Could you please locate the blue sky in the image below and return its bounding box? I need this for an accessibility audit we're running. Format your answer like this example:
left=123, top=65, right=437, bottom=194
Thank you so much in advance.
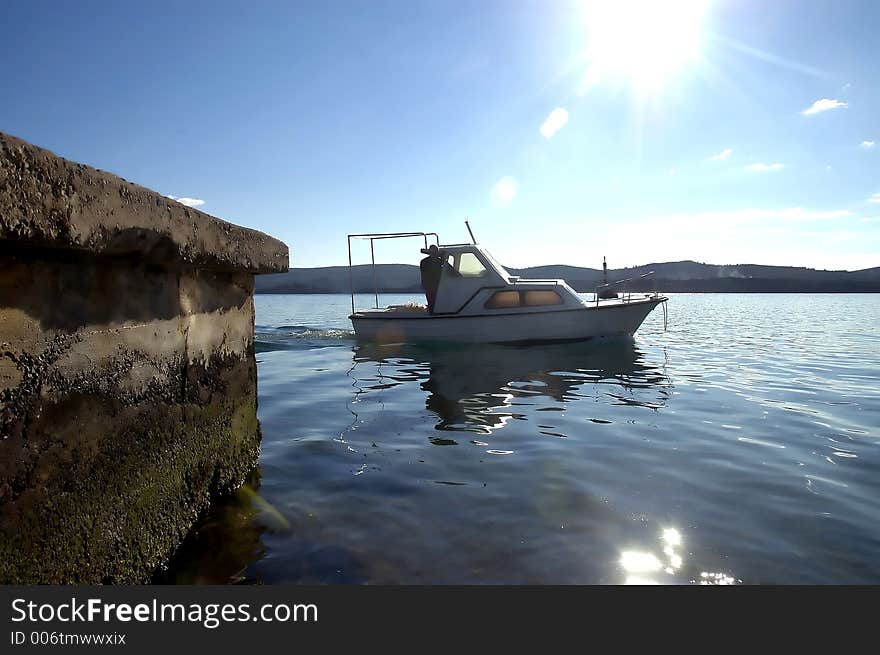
left=2, top=0, right=878, bottom=270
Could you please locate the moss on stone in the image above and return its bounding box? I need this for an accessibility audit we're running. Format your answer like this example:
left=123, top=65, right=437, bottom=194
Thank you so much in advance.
left=1, top=379, right=259, bottom=582
left=1, top=348, right=261, bottom=583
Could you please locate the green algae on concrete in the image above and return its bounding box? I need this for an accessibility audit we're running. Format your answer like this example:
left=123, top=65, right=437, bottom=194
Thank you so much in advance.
left=0, top=132, right=288, bottom=583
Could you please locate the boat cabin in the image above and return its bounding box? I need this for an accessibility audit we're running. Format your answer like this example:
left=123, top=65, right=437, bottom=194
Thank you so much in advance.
left=429, top=244, right=583, bottom=315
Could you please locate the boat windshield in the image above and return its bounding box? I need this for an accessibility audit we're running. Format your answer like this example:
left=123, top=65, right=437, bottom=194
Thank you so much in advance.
left=445, top=251, right=488, bottom=277
left=478, top=248, right=511, bottom=278
left=455, top=252, right=487, bottom=277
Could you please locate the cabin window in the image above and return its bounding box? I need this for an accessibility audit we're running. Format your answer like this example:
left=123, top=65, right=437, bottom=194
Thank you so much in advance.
left=455, top=252, right=488, bottom=277
left=522, top=290, right=563, bottom=306
left=485, top=291, right=521, bottom=309
left=485, top=289, right=564, bottom=309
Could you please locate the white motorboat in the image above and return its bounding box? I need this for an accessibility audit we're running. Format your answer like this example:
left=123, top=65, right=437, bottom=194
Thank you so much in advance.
left=347, top=228, right=667, bottom=344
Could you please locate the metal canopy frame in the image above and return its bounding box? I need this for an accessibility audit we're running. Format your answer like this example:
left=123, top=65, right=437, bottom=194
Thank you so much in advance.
left=346, top=231, right=441, bottom=314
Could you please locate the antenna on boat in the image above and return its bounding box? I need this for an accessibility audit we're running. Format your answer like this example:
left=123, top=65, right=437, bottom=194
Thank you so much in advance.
left=464, top=219, right=477, bottom=244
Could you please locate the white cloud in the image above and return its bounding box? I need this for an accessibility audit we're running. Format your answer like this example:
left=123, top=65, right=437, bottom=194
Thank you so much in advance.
left=746, top=162, right=785, bottom=172
left=169, top=196, right=206, bottom=207
left=801, top=98, right=848, bottom=115
left=868, top=193, right=880, bottom=204
left=708, top=148, right=732, bottom=162
left=703, top=207, right=849, bottom=224
left=539, top=108, right=569, bottom=139
left=667, top=168, right=677, bottom=176
left=860, top=140, right=875, bottom=149
left=509, top=206, right=877, bottom=271
left=797, top=230, right=858, bottom=243
left=489, top=176, right=518, bottom=208
left=771, top=207, right=851, bottom=222
left=591, top=206, right=874, bottom=271
left=576, top=205, right=880, bottom=270
left=618, top=207, right=850, bottom=233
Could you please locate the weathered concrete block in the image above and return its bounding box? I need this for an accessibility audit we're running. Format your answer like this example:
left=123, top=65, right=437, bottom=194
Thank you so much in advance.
left=0, top=132, right=289, bottom=583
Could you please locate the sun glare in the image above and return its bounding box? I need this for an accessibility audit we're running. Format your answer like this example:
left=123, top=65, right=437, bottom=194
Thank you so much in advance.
left=582, top=0, right=709, bottom=91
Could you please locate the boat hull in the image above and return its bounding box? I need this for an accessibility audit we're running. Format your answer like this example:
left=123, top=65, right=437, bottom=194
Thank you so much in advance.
left=350, top=297, right=666, bottom=344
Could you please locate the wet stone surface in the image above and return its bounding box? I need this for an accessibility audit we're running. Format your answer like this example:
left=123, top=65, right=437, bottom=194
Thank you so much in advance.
left=0, top=132, right=288, bottom=583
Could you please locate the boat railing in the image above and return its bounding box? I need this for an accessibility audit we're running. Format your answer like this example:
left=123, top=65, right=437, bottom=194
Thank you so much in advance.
left=347, top=231, right=441, bottom=314
left=593, top=270, right=658, bottom=306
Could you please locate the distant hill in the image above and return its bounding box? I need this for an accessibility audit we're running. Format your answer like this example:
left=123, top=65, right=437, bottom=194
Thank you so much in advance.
left=255, top=260, right=880, bottom=294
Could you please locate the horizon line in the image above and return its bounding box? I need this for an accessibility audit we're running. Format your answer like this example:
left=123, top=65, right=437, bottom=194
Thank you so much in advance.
left=280, top=259, right=878, bottom=274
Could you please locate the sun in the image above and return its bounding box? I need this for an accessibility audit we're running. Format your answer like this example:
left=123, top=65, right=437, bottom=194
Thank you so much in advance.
left=581, top=0, right=709, bottom=92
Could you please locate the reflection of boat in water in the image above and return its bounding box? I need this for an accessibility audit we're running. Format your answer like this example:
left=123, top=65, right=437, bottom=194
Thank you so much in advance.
left=347, top=229, right=667, bottom=344
left=352, top=339, right=671, bottom=434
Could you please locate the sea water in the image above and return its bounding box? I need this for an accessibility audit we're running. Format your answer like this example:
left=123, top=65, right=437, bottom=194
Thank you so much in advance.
left=160, top=293, right=880, bottom=584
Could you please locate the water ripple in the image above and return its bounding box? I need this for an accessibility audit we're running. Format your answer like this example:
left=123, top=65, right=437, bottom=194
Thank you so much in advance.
left=164, top=293, right=880, bottom=584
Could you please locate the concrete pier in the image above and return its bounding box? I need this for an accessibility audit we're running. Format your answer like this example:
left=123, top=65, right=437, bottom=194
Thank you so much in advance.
left=0, top=132, right=288, bottom=583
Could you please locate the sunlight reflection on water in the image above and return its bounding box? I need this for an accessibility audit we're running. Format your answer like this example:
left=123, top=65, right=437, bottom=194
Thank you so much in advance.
left=160, top=293, right=880, bottom=584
